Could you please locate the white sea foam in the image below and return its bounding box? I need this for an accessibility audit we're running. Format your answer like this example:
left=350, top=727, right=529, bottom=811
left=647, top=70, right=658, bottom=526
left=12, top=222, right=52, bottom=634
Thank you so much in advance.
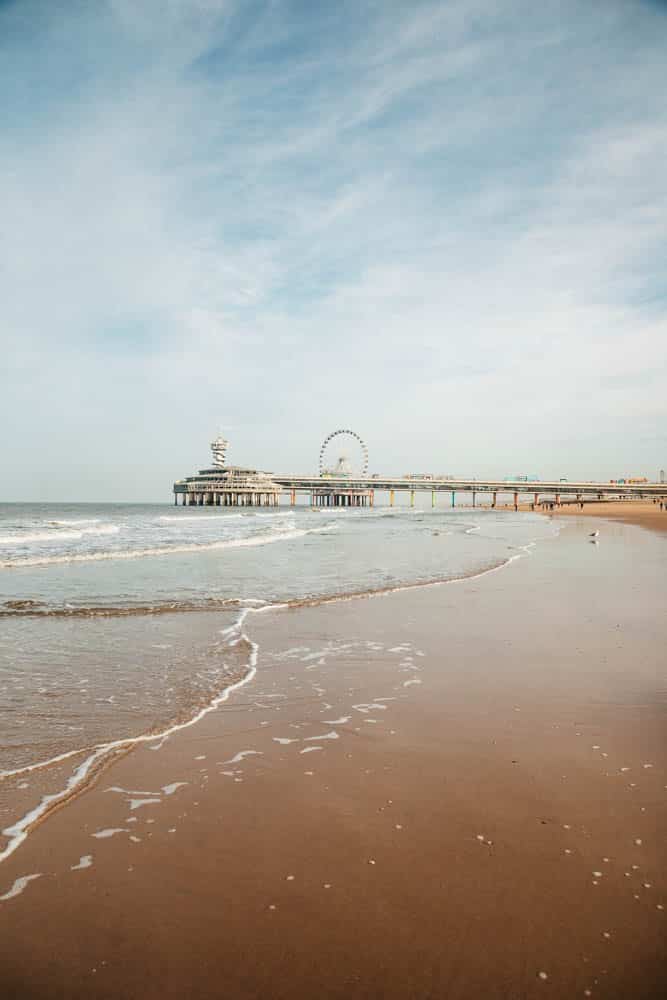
left=223, top=750, right=263, bottom=764
left=1, top=524, right=331, bottom=568
left=157, top=514, right=245, bottom=522
left=91, top=828, right=129, bottom=839
left=251, top=511, right=296, bottom=519
left=0, top=873, right=42, bottom=901
left=50, top=518, right=101, bottom=526
left=0, top=525, right=119, bottom=545
left=162, top=782, right=187, bottom=796
left=107, top=786, right=161, bottom=796
left=71, top=855, right=93, bottom=871
left=128, top=798, right=162, bottom=811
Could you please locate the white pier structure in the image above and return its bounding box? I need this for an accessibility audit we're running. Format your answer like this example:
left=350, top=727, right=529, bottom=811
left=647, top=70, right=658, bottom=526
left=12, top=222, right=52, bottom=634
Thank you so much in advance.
left=174, top=434, right=667, bottom=510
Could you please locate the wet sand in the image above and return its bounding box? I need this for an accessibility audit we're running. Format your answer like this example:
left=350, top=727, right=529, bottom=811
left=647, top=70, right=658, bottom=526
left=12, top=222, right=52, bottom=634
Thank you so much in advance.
left=0, top=518, right=665, bottom=999
left=549, top=501, right=667, bottom=535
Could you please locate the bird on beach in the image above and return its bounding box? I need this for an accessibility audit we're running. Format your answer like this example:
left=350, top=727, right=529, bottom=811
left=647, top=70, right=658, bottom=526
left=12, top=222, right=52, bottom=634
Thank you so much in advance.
left=589, top=530, right=600, bottom=538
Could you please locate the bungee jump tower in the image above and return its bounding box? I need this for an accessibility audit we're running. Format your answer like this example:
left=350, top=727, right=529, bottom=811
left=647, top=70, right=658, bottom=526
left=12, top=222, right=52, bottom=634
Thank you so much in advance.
left=173, top=436, right=282, bottom=507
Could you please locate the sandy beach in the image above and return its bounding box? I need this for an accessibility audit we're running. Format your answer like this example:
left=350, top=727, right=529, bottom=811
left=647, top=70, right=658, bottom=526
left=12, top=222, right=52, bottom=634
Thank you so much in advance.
left=544, top=501, right=667, bottom=536
left=1, top=516, right=665, bottom=999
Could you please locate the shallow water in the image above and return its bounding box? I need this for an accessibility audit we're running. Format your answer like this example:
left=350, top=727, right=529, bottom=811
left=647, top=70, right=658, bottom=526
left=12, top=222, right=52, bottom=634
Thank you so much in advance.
left=0, top=500, right=556, bottom=859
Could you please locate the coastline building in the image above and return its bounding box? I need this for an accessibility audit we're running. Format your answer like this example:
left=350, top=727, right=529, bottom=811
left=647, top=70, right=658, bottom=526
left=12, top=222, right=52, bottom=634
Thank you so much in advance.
left=173, top=436, right=282, bottom=507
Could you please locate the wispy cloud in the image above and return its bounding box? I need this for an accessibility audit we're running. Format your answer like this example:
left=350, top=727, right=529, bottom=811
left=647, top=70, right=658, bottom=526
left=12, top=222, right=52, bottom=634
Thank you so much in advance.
left=1, top=0, right=666, bottom=498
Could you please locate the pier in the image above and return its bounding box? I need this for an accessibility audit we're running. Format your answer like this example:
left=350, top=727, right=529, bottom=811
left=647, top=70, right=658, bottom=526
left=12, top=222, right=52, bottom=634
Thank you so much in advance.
left=173, top=434, right=667, bottom=509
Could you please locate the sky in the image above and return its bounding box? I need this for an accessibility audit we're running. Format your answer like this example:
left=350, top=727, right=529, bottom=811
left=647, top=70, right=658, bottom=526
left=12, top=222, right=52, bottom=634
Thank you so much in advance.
left=2, top=0, right=666, bottom=501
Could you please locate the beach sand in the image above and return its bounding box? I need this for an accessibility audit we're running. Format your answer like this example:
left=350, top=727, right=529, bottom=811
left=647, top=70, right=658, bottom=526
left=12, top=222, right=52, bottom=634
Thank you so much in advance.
left=0, top=518, right=665, bottom=999
left=542, top=500, right=667, bottom=535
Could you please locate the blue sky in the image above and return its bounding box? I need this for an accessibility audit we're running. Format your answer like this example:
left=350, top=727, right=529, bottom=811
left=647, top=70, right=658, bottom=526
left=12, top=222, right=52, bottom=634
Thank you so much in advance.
left=2, top=0, right=666, bottom=500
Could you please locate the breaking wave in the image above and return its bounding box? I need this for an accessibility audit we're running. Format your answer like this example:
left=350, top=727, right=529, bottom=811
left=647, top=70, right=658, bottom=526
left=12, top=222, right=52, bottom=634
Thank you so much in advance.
left=0, top=523, right=336, bottom=569
left=0, top=525, right=119, bottom=546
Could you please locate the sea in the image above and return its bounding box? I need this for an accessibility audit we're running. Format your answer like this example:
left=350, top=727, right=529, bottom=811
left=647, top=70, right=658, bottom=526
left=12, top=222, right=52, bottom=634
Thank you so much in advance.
left=0, top=499, right=557, bottom=861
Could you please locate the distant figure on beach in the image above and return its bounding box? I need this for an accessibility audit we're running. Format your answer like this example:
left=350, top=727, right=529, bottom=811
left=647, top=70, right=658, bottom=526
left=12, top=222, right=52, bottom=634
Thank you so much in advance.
left=589, top=530, right=600, bottom=540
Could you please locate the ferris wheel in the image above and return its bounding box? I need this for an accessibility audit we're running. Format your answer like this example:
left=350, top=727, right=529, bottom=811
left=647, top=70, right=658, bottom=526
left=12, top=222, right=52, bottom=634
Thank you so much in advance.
left=319, top=429, right=369, bottom=477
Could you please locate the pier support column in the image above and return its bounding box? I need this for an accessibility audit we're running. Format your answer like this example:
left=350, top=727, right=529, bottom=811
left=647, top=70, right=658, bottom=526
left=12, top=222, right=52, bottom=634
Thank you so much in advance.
left=534, top=493, right=538, bottom=509
left=174, top=493, right=178, bottom=505
left=514, top=491, right=519, bottom=511
left=472, top=491, right=476, bottom=508
left=389, top=490, right=395, bottom=507
left=370, top=490, right=374, bottom=508
left=410, top=490, right=415, bottom=508
left=290, top=489, right=296, bottom=506
left=451, top=491, right=455, bottom=508
left=556, top=494, right=561, bottom=507
left=492, top=492, right=497, bottom=509
left=432, top=490, right=436, bottom=508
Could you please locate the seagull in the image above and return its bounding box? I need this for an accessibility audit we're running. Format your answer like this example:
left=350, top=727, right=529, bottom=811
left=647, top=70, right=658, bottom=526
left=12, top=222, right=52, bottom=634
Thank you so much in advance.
left=589, top=530, right=599, bottom=538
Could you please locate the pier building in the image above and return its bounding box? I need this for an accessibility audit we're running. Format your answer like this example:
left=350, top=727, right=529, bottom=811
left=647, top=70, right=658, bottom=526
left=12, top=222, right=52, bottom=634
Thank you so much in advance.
left=173, top=436, right=282, bottom=507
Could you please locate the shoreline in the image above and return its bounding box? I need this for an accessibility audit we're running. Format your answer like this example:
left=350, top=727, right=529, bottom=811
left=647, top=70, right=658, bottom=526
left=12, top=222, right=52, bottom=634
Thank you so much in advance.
left=0, top=516, right=665, bottom=998
left=0, top=541, right=543, bottom=865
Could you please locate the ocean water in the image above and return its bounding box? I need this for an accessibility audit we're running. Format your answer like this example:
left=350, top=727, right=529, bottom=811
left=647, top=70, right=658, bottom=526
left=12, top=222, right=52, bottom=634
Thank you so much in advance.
left=0, top=500, right=556, bottom=860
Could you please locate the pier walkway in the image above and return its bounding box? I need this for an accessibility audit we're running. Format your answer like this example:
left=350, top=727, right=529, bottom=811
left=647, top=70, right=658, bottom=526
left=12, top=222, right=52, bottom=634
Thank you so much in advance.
left=175, top=473, right=665, bottom=510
